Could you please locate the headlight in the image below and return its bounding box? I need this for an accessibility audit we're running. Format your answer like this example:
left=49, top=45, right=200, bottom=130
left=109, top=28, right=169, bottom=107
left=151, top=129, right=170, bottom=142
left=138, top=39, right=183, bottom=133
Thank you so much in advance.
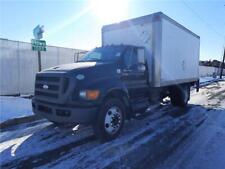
left=79, top=90, right=100, bottom=100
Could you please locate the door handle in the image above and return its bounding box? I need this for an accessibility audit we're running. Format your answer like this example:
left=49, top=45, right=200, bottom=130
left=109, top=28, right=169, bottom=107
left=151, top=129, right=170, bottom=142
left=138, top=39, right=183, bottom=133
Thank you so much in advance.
left=123, top=69, right=132, bottom=73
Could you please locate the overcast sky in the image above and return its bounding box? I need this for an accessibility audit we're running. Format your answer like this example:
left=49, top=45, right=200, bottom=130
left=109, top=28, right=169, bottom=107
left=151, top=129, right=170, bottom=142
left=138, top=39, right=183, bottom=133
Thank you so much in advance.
left=0, top=0, right=225, bottom=61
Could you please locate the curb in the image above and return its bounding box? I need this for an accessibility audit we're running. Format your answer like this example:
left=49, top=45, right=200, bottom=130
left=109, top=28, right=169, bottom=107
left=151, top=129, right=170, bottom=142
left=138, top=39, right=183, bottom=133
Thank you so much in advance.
left=0, top=115, right=43, bottom=130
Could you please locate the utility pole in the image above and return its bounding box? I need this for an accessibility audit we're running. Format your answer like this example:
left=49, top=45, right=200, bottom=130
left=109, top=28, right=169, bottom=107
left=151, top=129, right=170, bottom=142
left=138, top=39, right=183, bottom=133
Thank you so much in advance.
left=220, top=47, right=225, bottom=79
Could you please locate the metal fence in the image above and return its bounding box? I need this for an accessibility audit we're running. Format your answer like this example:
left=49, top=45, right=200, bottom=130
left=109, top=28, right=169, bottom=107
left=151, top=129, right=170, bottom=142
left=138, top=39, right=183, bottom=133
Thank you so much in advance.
left=199, top=65, right=224, bottom=77
left=0, top=39, right=86, bottom=95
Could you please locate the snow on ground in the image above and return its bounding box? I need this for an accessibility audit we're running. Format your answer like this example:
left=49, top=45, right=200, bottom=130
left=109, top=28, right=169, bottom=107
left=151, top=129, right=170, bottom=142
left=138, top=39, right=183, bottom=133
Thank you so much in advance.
left=156, top=110, right=225, bottom=169
left=155, top=81, right=225, bottom=169
left=199, top=76, right=225, bottom=87
left=199, top=76, right=216, bottom=83
left=0, top=104, right=170, bottom=168
left=0, top=78, right=225, bottom=169
left=190, top=80, right=225, bottom=108
left=0, top=96, right=33, bottom=123
left=0, top=104, right=205, bottom=169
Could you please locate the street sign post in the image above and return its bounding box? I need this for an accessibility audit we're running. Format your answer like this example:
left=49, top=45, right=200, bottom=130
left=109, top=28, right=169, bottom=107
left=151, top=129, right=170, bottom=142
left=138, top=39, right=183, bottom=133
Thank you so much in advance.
left=33, top=25, right=44, bottom=40
left=31, top=39, right=46, bottom=51
left=32, top=25, right=45, bottom=72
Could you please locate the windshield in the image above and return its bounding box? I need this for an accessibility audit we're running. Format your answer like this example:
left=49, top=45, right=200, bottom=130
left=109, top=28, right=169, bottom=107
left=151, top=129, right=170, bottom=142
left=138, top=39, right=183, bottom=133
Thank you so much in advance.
left=79, top=46, right=126, bottom=62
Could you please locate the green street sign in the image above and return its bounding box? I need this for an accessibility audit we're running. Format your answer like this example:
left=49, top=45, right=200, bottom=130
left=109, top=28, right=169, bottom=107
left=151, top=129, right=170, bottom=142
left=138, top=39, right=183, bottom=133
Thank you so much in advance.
left=31, top=39, right=46, bottom=51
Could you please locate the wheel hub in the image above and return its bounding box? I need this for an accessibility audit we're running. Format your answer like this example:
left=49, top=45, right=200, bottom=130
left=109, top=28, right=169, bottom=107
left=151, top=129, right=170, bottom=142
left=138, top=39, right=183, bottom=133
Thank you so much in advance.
left=111, top=114, right=120, bottom=127
left=104, top=106, right=122, bottom=135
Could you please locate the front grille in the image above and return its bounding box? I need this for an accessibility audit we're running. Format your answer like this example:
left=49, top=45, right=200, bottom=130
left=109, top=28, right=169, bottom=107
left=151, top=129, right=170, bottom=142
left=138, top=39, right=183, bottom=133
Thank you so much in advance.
left=36, top=76, right=59, bottom=82
left=35, top=74, right=62, bottom=102
left=35, top=91, right=58, bottom=98
left=35, top=83, right=59, bottom=91
left=62, top=78, right=69, bottom=93
left=34, top=73, right=72, bottom=103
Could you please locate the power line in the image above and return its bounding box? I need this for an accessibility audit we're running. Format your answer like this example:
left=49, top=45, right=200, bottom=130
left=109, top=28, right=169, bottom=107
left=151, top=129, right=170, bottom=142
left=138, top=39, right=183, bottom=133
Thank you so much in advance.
left=182, top=0, right=225, bottom=64
left=181, top=0, right=225, bottom=41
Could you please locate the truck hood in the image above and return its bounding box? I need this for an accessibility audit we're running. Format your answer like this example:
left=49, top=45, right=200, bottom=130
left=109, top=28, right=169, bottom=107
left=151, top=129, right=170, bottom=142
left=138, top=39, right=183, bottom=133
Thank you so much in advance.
left=47, top=62, right=98, bottom=71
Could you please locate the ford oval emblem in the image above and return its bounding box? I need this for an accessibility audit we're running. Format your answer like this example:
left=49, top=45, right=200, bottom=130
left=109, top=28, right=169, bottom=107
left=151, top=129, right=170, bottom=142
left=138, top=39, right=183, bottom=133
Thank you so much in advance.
left=43, top=84, right=49, bottom=89
left=76, top=74, right=85, bottom=80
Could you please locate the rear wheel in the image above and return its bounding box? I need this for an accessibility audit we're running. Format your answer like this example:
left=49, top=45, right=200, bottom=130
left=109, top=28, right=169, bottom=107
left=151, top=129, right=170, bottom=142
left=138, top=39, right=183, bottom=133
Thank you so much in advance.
left=170, top=85, right=190, bottom=107
left=93, top=98, right=125, bottom=141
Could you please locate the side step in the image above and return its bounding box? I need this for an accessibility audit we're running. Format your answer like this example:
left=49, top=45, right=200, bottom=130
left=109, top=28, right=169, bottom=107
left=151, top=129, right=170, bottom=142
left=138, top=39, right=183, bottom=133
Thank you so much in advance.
left=134, top=103, right=160, bottom=120
left=130, top=97, right=150, bottom=112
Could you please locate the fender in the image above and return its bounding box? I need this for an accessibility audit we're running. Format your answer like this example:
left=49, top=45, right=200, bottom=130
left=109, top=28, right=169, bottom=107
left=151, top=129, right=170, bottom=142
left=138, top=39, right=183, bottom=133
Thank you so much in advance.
left=85, top=75, right=129, bottom=101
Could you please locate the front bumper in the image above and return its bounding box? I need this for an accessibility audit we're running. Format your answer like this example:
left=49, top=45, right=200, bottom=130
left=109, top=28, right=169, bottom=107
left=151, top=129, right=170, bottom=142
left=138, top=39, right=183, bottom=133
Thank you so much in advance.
left=32, top=99, right=98, bottom=124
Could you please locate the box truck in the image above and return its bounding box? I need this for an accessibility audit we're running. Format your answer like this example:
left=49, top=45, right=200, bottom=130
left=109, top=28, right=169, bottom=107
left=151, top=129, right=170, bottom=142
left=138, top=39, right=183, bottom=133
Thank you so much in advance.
left=32, top=12, right=200, bottom=141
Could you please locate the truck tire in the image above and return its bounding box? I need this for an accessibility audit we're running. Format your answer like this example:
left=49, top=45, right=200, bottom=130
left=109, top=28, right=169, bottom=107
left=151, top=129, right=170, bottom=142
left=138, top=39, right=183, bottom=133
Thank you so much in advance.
left=93, top=98, right=126, bottom=141
left=170, top=85, right=190, bottom=107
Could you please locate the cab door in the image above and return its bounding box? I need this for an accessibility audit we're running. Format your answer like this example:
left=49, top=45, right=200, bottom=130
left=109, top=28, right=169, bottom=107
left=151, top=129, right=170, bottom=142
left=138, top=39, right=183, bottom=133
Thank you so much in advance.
left=121, top=47, right=148, bottom=100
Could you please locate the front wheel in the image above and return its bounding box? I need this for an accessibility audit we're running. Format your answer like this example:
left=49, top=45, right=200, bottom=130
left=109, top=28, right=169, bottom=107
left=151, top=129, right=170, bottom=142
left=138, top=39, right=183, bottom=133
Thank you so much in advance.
left=93, top=98, right=126, bottom=141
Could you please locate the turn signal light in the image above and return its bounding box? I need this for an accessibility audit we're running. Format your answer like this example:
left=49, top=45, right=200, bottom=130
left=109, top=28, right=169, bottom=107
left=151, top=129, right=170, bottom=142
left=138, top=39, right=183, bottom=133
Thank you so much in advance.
left=79, top=90, right=100, bottom=100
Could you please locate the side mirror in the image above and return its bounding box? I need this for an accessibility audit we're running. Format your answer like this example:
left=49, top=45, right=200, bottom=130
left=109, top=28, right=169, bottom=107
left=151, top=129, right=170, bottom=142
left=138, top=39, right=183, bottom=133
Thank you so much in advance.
left=137, top=63, right=146, bottom=72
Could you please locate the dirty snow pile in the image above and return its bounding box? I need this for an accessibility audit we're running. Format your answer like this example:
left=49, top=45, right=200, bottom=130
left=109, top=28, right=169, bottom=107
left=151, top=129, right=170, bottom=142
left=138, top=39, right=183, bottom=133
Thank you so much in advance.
left=0, top=96, right=33, bottom=123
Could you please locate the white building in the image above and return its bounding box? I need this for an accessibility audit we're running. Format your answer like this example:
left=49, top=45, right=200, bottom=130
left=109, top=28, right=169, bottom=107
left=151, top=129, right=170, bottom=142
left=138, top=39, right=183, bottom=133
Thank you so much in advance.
left=0, top=38, right=87, bottom=95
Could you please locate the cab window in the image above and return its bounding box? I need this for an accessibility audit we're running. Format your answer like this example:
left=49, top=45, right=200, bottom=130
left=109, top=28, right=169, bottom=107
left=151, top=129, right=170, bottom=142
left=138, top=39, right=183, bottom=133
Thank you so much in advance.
left=123, top=48, right=138, bottom=68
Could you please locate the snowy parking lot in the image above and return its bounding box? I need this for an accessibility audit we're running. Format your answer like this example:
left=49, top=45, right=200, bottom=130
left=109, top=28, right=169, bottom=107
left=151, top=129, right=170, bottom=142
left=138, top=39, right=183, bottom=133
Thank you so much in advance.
left=1, top=1, right=225, bottom=168
left=0, top=96, right=33, bottom=123
left=0, top=80, right=225, bottom=169
left=156, top=81, right=225, bottom=169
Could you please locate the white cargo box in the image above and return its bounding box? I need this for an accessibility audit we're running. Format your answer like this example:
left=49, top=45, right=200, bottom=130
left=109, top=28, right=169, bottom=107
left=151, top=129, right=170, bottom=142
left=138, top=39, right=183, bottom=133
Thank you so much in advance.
left=102, top=12, right=200, bottom=87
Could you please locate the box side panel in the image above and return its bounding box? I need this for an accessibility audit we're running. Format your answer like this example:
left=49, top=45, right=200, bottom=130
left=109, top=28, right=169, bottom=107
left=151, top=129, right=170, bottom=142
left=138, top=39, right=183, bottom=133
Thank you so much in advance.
left=159, top=18, right=200, bottom=86
left=102, top=22, right=154, bottom=83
